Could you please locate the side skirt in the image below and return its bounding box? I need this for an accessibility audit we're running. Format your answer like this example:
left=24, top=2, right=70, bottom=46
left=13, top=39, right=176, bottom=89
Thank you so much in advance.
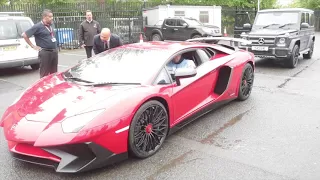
left=168, top=98, right=236, bottom=136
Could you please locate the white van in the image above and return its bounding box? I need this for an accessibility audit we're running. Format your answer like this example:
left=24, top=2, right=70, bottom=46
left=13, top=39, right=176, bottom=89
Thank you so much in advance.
left=0, top=12, right=39, bottom=70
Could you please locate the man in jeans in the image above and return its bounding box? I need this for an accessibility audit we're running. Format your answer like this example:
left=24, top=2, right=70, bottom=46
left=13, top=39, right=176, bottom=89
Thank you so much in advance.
left=22, top=9, right=58, bottom=78
left=79, top=10, right=101, bottom=58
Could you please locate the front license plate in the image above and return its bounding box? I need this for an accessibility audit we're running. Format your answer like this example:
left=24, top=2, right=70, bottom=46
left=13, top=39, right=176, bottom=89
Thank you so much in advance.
left=252, top=46, right=268, bottom=51
left=3, top=46, right=17, bottom=51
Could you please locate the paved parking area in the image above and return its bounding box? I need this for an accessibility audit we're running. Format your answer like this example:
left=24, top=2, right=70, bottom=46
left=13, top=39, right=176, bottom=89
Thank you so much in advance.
left=1, top=37, right=320, bottom=180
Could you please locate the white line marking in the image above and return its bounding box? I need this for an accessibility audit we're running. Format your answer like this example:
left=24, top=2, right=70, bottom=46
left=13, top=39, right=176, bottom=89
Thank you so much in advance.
left=58, top=65, right=69, bottom=68
left=115, top=126, right=130, bottom=134
left=60, top=53, right=86, bottom=57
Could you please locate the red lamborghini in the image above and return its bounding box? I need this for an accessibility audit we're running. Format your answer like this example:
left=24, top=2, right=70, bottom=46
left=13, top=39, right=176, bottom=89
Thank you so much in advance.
left=0, top=37, right=255, bottom=173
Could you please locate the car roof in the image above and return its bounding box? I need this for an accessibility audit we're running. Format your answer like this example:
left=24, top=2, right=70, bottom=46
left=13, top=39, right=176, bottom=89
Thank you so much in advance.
left=259, top=8, right=314, bottom=13
left=0, top=16, right=32, bottom=20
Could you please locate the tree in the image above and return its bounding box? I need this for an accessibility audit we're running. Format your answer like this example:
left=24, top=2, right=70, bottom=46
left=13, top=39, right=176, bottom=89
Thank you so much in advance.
left=290, top=0, right=320, bottom=9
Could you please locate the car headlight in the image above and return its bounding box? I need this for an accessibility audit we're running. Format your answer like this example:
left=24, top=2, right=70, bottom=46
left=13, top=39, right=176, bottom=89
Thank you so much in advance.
left=279, top=38, right=286, bottom=44
left=277, top=37, right=286, bottom=46
left=61, top=109, right=104, bottom=133
left=203, top=28, right=213, bottom=34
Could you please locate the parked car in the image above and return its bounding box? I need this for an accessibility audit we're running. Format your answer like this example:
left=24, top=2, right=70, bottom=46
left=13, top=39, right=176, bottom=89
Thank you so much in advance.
left=0, top=12, right=39, bottom=70
left=0, top=37, right=254, bottom=173
left=239, top=8, right=315, bottom=68
left=144, top=17, right=222, bottom=41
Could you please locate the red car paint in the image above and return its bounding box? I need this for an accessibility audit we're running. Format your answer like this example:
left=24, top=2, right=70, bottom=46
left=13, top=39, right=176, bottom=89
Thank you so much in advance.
left=0, top=41, right=254, bottom=171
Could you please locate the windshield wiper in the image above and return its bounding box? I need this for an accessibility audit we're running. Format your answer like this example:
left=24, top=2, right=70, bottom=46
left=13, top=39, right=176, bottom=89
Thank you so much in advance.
left=63, top=73, right=93, bottom=83
left=85, top=82, right=141, bottom=87
left=279, top=23, right=296, bottom=28
left=262, top=23, right=280, bottom=28
left=65, top=77, right=94, bottom=83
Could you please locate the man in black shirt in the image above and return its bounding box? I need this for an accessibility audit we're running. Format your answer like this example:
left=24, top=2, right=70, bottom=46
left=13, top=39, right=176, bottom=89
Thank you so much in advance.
left=79, top=10, right=101, bottom=58
left=22, top=9, right=58, bottom=78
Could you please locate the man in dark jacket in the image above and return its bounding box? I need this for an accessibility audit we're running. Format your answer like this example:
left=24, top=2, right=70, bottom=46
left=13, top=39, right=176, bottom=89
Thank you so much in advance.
left=93, top=28, right=123, bottom=54
left=79, top=10, right=101, bottom=58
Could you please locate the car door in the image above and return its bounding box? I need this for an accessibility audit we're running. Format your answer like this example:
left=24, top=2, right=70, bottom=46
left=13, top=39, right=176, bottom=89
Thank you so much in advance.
left=162, top=19, right=177, bottom=40
left=167, top=49, right=220, bottom=125
left=299, top=12, right=309, bottom=50
left=176, top=19, right=193, bottom=40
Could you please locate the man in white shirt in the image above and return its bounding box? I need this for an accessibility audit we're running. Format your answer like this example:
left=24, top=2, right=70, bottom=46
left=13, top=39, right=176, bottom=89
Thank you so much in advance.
left=166, top=54, right=196, bottom=74
left=93, top=28, right=122, bottom=55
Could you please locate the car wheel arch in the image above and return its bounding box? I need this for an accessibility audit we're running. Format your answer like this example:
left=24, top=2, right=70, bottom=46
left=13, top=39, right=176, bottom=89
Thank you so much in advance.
left=130, top=96, right=171, bottom=130
left=143, top=96, right=170, bottom=125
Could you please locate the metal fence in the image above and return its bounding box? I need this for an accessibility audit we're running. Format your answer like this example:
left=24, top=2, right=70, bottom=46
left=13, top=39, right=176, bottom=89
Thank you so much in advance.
left=1, top=2, right=319, bottom=50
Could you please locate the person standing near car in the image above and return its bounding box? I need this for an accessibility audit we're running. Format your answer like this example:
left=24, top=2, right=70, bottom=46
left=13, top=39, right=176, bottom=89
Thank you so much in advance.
left=93, top=28, right=123, bottom=55
left=22, top=9, right=58, bottom=78
left=79, top=10, right=101, bottom=58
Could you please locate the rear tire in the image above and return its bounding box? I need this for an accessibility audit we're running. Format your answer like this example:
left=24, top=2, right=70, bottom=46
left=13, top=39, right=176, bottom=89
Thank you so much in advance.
left=152, top=34, right=162, bottom=41
left=30, top=64, right=40, bottom=70
left=237, top=63, right=254, bottom=101
left=303, top=40, right=314, bottom=59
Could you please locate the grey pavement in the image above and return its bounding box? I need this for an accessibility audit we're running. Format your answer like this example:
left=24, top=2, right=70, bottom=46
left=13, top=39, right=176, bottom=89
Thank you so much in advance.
left=1, top=35, right=320, bottom=180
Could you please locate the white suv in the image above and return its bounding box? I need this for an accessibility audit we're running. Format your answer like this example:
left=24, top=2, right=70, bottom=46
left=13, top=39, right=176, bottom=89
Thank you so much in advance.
left=0, top=12, right=39, bottom=70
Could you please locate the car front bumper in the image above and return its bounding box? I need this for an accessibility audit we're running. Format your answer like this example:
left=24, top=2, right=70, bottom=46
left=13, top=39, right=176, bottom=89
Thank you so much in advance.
left=239, top=45, right=291, bottom=59
left=0, top=57, right=39, bottom=69
left=8, top=141, right=128, bottom=173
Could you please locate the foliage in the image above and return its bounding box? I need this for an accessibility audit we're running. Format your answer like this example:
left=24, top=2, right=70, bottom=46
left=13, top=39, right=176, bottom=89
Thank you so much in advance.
left=290, top=0, right=320, bottom=9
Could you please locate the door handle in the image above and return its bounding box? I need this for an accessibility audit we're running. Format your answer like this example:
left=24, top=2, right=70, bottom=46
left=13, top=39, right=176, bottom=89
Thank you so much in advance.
left=174, top=28, right=178, bottom=31
left=163, top=28, right=166, bottom=29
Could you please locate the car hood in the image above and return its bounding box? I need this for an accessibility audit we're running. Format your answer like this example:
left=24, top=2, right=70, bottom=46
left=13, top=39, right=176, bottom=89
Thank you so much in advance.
left=14, top=73, right=136, bottom=123
left=249, top=28, right=298, bottom=36
left=1, top=73, right=147, bottom=144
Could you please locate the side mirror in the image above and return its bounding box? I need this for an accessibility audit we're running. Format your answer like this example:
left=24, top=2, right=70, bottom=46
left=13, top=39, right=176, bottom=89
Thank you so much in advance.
left=182, top=23, right=188, bottom=28
left=243, top=23, right=251, bottom=29
left=175, top=68, right=197, bottom=86
left=301, top=22, right=309, bottom=29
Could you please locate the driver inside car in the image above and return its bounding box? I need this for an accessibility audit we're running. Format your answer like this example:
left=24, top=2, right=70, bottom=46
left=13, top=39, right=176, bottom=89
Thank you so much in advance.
left=166, top=54, right=196, bottom=79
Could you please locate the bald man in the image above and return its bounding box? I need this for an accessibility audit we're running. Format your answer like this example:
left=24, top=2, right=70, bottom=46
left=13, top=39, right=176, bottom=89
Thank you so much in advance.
left=92, top=28, right=123, bottom=55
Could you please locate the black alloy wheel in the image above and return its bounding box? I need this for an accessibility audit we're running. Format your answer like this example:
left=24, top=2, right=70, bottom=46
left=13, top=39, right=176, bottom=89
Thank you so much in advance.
left=129, top=100, right=169, bottom=158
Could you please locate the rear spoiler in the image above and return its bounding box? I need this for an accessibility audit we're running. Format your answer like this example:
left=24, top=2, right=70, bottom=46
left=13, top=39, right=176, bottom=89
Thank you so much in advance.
left=186, top=37, right=252, bottom=50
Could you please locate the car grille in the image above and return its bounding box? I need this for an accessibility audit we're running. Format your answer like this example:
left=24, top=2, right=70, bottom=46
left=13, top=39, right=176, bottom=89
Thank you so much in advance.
left=249, top=37, right=275, bottom=45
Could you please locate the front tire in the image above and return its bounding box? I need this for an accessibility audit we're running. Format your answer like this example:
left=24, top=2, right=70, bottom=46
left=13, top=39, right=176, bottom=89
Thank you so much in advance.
left=237, top=63, right=254, bottom=101
left=30, top=64, right=40, bottom=70
left=192, top=34, right=202, bottom=39
left=128, top=100, right=169, bottom=159
left=284, top=44, right=299, bottom=68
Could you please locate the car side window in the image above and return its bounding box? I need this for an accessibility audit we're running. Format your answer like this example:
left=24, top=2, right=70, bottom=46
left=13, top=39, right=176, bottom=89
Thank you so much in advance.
left=155, top=68, right=172, bottom=85
left=165, top=19, right=175, bottom=26
left=177, top=20, right=186, bottom=26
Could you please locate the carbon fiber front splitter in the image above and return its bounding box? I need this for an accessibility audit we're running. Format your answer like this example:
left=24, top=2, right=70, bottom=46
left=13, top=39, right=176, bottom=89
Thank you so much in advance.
left=11, top=142, right=128, bottom=173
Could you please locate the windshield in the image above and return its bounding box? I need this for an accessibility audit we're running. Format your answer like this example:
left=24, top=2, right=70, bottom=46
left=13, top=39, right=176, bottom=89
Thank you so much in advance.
left=16, top=20, right=32, bottom=33
left=155, top=20, right=163, bottom=26
left=65, top=47, right=169, bottom=84
left=0, top=20, right=18, bottom=40
left=254, top=12, right=299, bottom=27
left=185, top=19, right=203, bottom=26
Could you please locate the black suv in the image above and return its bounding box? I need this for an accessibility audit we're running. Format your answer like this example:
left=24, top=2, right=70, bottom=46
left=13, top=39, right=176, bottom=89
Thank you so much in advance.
left=144, top=17, right=222, bottom=41
left=239, top=8, right=315, bottom=68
